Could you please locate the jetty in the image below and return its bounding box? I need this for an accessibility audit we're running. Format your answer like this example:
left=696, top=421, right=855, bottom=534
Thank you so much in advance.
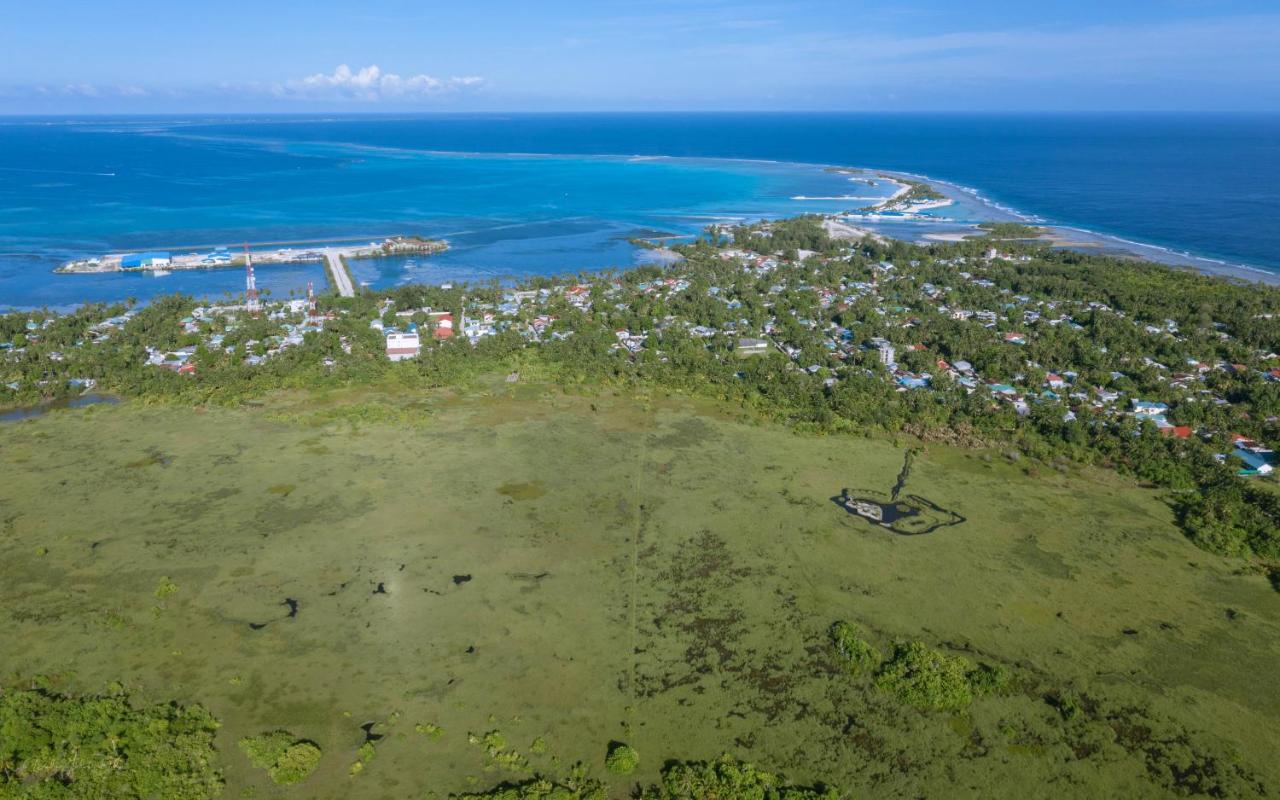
left=57, top=235, right=447, bottom=299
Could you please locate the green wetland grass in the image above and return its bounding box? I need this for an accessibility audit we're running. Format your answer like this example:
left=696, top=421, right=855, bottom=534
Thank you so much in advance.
left=1, top=384, right=1277, bottom=798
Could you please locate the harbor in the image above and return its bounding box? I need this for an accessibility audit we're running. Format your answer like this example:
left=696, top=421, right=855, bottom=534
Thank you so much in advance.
left=57, top=235, right=447, bottom=298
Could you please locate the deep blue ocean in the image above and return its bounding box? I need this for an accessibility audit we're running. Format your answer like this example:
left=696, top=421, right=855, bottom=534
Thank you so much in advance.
left=2, top=113, right=1278, bottom=309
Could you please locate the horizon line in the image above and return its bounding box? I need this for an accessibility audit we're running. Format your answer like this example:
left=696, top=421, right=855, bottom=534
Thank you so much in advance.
left=3, top=109, right=1280, bottom=118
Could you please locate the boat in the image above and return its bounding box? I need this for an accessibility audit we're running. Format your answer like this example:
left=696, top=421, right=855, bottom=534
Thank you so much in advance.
left=151, top=269, right=172, bottom=277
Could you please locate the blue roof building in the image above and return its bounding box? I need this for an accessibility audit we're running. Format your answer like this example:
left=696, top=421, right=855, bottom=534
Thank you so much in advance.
left=1234, top=449, right=1275, bottom=476
left=120, top=251, right=171, bottom=268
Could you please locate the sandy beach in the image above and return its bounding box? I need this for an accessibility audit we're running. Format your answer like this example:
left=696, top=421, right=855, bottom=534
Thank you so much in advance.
left=851, top=168, right=1280, bottom=286
left=823, top=217, right=887, bottom=244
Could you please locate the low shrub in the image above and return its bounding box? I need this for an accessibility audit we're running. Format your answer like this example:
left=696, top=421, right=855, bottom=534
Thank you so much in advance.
left=605, top=742, right=639, bottom=775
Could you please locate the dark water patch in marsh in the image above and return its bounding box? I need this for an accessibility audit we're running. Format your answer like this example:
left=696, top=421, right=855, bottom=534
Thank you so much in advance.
left=248, top=597, right=300, bottom=630
left=452, top=574, right=471, bottom=586
left=833, top=489, right=964, bottom=535
left=651, top=416, right=718, bottom=449
left=168, top=486, right=242, bottom=525
left=1011, top=534, right=1074, bottom=579
left=634, top=531, right=753, bottom=700
left=497, top=481, right=545, bottom=501
left=509, top=571, right=550, bottom=587
left=373, top=582, right=387, bottom=595
left=0, top=393, right=119, bottom=423
left=248, top=493, right=353, bottom=538
left=890, top=449, right=917, bottom=500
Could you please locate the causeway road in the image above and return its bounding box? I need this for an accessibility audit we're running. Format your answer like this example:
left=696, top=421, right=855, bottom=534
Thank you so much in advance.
left=324, top=248, right=356, bottom=297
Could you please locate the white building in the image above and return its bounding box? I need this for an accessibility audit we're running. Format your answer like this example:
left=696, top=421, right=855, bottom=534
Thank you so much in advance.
left=386, top=331, right=421, bottom=361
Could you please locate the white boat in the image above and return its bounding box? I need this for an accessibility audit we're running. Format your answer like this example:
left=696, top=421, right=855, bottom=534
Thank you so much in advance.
left=151, top=269, right=172, bottom=277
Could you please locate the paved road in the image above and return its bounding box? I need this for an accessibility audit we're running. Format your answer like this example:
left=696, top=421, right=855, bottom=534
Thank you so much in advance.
left=323, top=248, right=356, bottom=297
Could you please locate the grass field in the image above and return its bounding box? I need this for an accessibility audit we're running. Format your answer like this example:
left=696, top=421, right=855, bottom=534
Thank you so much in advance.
left=1, top=381, right=1277, bottom=798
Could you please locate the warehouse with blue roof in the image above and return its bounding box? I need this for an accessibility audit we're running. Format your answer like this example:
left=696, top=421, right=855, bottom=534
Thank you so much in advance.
left=120, top=251, right=171, bottom=268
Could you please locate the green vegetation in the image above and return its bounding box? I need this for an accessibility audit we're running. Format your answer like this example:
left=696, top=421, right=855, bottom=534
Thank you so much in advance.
left=238, top=731, right=321, bottom=785
left=469, top=729, right=531, bottom=773
left=2, top=390, right=1276, bottom=797
left=862, top=176, right=947, bottom=211
left=154, top=575, right=178, bottom=599
left=349, top=741, right=376, bottom=777
left=603, top=742, right=639, bottom=775
left=0, top=682, right=222, bottom=799
left=6, top=216, right=1278, bottom=569
left=828, top=627, right=1014, bottom=711
left=828, top=621, right=879, bottom=674
left=639, top=756, right=837, bottom=800
left=455, top=756, right=835, bottom=800
left=873, top=641, right=975, bottom=712
left=1047, top=688, right=1083, bottom=721
left=966, top=662, right=1012, bottom=697
left=452, top=766, right=604, bottom=800
left=7, top=215, right=1280, bottom=798
left=975, top=221, right=1044, bottom=238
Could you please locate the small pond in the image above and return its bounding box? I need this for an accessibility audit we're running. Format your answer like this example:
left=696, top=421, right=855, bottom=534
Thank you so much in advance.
left=1, top=393, right=120, bottom=423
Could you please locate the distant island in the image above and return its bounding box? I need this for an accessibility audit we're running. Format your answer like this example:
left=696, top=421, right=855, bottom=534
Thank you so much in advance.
left=860, top=175, right=953, bottom=214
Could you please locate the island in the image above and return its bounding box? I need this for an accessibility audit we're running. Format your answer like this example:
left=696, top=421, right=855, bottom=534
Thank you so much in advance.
left=2, top=214, right=1278, bottom=800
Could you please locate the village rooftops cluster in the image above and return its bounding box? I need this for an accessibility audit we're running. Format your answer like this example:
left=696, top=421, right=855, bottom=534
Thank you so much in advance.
left=4, top=219, right=1277, bottom=475
left=460, top=226, right=1276, bottom=477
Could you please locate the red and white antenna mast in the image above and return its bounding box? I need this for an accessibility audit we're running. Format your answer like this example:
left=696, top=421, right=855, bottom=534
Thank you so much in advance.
left=307, top=281, right=316, bottom=316
left=244, top=243, right=260, bottom=314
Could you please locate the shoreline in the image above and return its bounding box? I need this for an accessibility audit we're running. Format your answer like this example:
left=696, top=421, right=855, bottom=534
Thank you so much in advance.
left=141, top=134, right=1274, bottom=278
left=21, top=151, right=1279, bottom=300
left=281, top=143, right=1280, bottom=284
left=865, top=168, right=1280, bottom=286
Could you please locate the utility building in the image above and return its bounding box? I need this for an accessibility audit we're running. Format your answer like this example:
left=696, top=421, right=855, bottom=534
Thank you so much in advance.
left=120, top=251, right=171, bottom=268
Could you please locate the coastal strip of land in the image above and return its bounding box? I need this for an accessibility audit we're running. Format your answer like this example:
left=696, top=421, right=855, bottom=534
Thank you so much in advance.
left=323, top=248, right=355, bottom=297
left=56, top=235, right=448, bottom=284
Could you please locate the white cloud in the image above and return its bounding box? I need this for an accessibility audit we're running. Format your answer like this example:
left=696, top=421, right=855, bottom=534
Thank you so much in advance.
left=273, top=64, right=484, bottom=102
left=5, top=83, right=149, bottom=100
left=61, top=83, right=101, bottom=98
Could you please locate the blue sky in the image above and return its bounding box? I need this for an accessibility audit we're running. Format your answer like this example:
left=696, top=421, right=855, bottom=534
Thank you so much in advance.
left=2, top=0, right=1278, bottom=113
